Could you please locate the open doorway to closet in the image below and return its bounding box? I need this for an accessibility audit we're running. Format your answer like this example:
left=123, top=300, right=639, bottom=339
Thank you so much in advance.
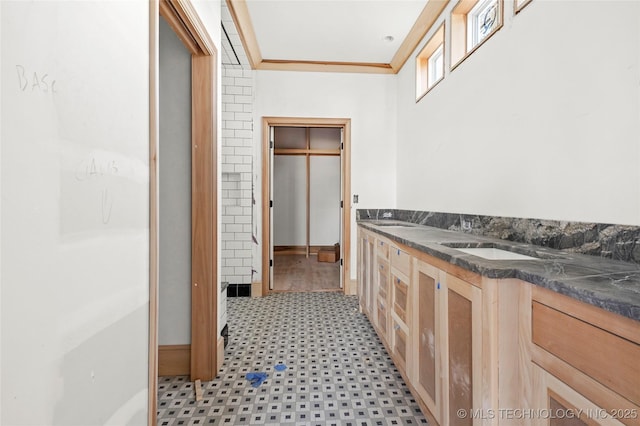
left=150, top=1, right=218, bottom=421
left=261, top=117, right=351, bottom=295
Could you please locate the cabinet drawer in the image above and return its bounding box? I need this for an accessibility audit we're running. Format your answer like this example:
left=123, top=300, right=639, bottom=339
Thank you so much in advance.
left=532, top=301, right=640, bottom=406
left=393, top=321, right=408, bottom=371
left=377, top=296, right=388, bottom=336
left=377, top=260, right=389, bottom=298
left=392, top=275, right=408, bottom=324
left=390, top=246, right=411, bottom=276
left=377, top=238, right=389, bottom=259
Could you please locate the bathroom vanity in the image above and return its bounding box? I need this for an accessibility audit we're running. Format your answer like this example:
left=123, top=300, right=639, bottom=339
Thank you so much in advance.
left=357, top=218, right=639, bottom=426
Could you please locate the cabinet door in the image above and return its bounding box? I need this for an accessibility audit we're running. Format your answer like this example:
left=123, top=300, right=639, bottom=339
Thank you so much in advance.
left=366, top=237, right=375, bottom=315
left=376, top=259, right=390, bottom=341
left=528, top=287, right=640, bottom=426
left=377, top=259, right=389, bottom=300
left=532, top=364, right=629, bottom=426
left=391, top=245, right=411, bottom=276
left=412, top=260, right=443, bottom=425
left=445, top=274, right=482, bottom=426
left=358, top=230, right=375, bottom=316
left=391, top=318, right=408, bottom=373
left=392, top=274, right=409, bottom=324
left=377, top=294, right=388, bottom=338
left=548, top=391, right=591, bottom=426
left=357, top=230, right=367, bottom=311
left=378, top=238, right=389, bottom=259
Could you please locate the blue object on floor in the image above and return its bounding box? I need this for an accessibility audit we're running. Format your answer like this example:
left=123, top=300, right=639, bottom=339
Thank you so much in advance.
left=246, top=372, right=268, bottom=387
left=274, top=363, right=287, bottom=371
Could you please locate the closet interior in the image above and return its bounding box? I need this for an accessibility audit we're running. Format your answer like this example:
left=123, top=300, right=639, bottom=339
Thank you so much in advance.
left=272, top=126, right=342, bottom=292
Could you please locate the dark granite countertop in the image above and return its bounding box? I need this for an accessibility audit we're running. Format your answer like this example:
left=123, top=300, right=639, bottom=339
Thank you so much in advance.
left=358, top=219, right=640, bottom=321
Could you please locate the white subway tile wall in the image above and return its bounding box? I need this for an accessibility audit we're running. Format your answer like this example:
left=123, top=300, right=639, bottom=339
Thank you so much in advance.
left=221, top=67, right=254, bottom=285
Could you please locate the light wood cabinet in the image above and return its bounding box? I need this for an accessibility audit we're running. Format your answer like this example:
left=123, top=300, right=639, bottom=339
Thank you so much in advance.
left=392, top=274, right=409, bottom=324
left=390, top=245, right=411, bottom=276
left=358, top=229, right=494, bottom=426
left=525, top=285, right=640, bottom=426
left=378, top=237, right=389, bottom=259
left=389, top=244, right=412, bottom=376
left=412, top=260, right=443, bottom=424
left=376, top=256, right=390, bottom=340
left=531, top=365, right=628, bottom=426
left=368, top=235, right=391, bottom=342
left=444, top=274, right=484, bottom=426
left=357, top=229, right=375, bottom=316
left=357, top=225, right=639, bottom=426
left=391, top=318, right=409, bottom=372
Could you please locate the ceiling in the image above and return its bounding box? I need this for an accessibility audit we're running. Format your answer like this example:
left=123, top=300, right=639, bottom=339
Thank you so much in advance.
left=223, top=0, right=448, bottom=74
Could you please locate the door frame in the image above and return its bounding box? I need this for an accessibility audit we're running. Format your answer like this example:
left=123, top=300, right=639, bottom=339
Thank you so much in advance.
left=261, top=117, right=352, bottom=296
left=150, top=0, right=218, bottom=424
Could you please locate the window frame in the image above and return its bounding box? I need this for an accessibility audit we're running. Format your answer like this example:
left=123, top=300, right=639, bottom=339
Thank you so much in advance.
left=515, top=0, right=533, bottom=14
left=415, top=23, right=446, bottom=102
left=450, top=0, right=503, bottom=71
left=427, top=44, right=444, bottom=88
left=467, top=0, right=499, bottom=48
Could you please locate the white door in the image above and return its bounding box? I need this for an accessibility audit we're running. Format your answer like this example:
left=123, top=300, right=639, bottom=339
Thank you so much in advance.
left=339, top=128, right=345, bottom=289
left=269, top=125, right=275, bottom=290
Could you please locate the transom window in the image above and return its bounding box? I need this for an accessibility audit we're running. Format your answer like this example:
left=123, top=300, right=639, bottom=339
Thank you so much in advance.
left=427, top=45, right=444, bottom=88
left=415, top=24, right=445, bottom=101
left=451, top=0, right=503, bottom=69
left=468, top=0, right=499, bottom=49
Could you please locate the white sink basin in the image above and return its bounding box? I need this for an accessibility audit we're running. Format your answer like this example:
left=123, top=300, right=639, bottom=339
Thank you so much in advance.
left=373, top=222, right=415, bottom=227
left=455, top=247, right=538, bottom=261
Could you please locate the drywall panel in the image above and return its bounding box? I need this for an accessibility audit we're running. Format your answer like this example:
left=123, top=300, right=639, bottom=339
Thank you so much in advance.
left=159, top=18, right=191, bottom=346
left=396, top=0, right=640, bottom=225
left=0, top=2, right=3, bottom=421
left=310, top=156, right=341, bottom=246
left=273, top=155, right=307, bottom=246
left=254, top=71, right=398, bottom=279
left=1, top=1, right=149, bottom=424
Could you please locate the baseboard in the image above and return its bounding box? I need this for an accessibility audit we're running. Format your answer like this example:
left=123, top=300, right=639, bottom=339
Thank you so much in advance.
left=158, top=344, right=190, bottom=376
left=216, top=336, right=224, bottom=372
left=274, top=245, right=306, bottom=255
left=346, top=279, right=358, bottom=295
left=252, top=281, right=262, bottom=297
left=274, top=245, right=337, bottom=255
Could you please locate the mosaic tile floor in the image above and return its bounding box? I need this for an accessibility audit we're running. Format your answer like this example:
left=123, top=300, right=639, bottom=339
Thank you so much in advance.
left=158, top=292, right=428, bottom=426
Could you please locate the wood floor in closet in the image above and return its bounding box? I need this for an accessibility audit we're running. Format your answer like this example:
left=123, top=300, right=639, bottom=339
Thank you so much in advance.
left=273, top=254, right=340, bottom=292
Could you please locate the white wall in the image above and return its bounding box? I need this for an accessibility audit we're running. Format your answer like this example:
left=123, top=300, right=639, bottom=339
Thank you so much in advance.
left=273, top=156, right=307, bottom=245
left=272, top=156, right=341, bottom=247
left=1, top=1, right=149, bottom=424
left=254, top=70, right=398, bottom=280
left=0, top=2, right=3, bottom=421
left=1, top=0, right=223, bottom=423
left=310, top=156, right=341, bottom=246
left=310, top=128, right=341, bottom=246
left=159, top=18, right=191, bottom=346
left=272, top=128, right=341, bottom=247
left=396, top=0, right=640, bottom=225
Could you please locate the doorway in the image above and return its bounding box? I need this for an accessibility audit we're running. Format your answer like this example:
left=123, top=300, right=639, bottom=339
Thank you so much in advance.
left=150, top=1, right=218, bottom=424
left=261, top=117, right=351, bottom=296
left=157, top=11, right=192, bottom=376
